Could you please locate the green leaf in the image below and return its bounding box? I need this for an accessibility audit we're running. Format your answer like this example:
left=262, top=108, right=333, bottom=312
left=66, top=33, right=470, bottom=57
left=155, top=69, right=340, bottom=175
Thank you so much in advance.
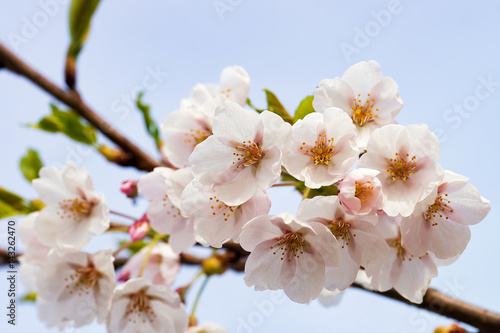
left=119, top=239, right=148, bottom=255
left=21, top=292, right=37, bottom=302
left=0, top=187, right=40, bottom=218
left=30, top=105, right=97, bottom=146
left=293, top=95, right=315, bottom=123
left=136, top=92, right=162, bottom=149
left=20, top=149, right=43, bottom=183
left=246, top=97, right=264, bottom=113
left=67, top=0, right=102, bottom=58
left=263, top=89, right=294, bottom=124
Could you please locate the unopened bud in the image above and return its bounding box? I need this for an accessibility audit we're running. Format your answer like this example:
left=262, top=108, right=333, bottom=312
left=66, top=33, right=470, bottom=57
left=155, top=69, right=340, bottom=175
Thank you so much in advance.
left=434, top=324, right=467, bottom=333
left=202, top=255, right=227, bottom=276
left=121, top=180, right=139, bottom=198
left=128, top=214, right=149, bottom=241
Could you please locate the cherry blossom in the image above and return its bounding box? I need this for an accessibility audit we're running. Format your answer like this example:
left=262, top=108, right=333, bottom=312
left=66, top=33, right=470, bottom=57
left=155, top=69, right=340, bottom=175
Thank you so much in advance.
left=35, top=249, right=116, bottom=328
left=298, top=196, right=388, bottom=291
left=117, top=242, right=180, bottom=286
left=128, top=214, right=150, bottom=242
left=107, top=277, right=188, bottom=333
left=138, top=167, right=196, bottom=253
left=283, top=107, right=358, bottom=188
left=313, top=60, right=403, bottom=149
left=32, top=162, right=109, bottom=252
left=18, top=212, right=51, bottom=291
left=338, top=168, right=383, bottom=215
left=358, top=124, right=443, bottom=217
left=190, top=101, right=291, bottom=206
left=401, top=170, right=490, bottom=259
left=181, top=180, right=271, bottom=247
left=239, top=212, right=340, bottom=303
left=364, top=217, right=438, bottom=303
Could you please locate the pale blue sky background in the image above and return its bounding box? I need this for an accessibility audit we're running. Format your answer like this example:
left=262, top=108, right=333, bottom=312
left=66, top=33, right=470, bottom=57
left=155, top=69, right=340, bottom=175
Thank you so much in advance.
left=1, top=1, right=499, bottom=332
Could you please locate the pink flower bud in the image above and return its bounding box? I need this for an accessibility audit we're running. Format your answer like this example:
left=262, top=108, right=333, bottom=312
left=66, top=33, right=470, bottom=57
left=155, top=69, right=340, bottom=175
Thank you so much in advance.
left=128, top=214, right=149, bottom=241
left=120, top=180, right=138, bottom=198
left=338, top=168, right=382, bottom=215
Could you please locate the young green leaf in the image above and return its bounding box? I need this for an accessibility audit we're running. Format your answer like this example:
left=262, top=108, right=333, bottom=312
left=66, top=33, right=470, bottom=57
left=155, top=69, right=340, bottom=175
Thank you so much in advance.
left=19, top=149, right=43, bottom=183
left=0, top=187, right=40, bottom=218
left=293, top=95, right=315, bottom=123
left=263, top=89, right=294, bottom=124
left=136, top=92, right=162, bottom=150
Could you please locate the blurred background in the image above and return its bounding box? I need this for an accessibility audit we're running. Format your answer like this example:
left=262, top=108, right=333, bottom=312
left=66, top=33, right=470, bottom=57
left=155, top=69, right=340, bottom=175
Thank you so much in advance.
left=1, top=0, right=499, bottom=332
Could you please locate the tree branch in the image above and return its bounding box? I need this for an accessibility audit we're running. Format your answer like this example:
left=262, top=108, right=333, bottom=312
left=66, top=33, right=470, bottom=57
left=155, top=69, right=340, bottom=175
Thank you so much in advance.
left=0, top=42, right=162, bottom=172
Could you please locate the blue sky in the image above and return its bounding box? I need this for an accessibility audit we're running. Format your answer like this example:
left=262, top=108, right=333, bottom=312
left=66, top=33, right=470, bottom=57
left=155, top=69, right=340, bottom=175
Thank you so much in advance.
left=1, top=0, right=499, bottom=332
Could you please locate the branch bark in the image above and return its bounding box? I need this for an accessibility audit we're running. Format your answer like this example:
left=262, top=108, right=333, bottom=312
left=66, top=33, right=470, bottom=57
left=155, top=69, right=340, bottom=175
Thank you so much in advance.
left=0, top=42, right=162, bottom=172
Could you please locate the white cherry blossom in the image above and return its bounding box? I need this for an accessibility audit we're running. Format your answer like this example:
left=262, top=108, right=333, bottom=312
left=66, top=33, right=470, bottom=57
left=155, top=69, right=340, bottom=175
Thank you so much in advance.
left=338, top=168, right=383, bottom=215
left=181, top=181, right=271, bottom=247
left=32, top=162, right=109, bottom=252
left=358, top=124, right=443, bottom=217
left=35, top=249, right=116, bottom=328
left=313, top=60, right=403, bottom=149
left=190, top=101, right=291, bottom=206
left=117, top=242, right=180, bottom=286
left=107, top=277, right=188, bottom=333
left=239, top=212, right=340, bottom=303
left=298, top=196, right=388, bottom=291
left=401, top=170, right=490, bottom=259
left=284, top=107, right=358, bottom=188
left=139, top=167, right=196, bottom=253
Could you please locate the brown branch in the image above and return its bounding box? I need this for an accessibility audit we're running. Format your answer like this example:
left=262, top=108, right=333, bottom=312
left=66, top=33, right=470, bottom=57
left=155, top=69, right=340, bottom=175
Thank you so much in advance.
left=2, top=247, right=499, bottom=331
left=0, top=42, right=162, bottom=172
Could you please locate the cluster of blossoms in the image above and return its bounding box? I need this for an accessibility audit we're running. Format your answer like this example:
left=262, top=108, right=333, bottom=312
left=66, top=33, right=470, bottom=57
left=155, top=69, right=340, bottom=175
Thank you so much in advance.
left=18, top=62, right=490, bottom=332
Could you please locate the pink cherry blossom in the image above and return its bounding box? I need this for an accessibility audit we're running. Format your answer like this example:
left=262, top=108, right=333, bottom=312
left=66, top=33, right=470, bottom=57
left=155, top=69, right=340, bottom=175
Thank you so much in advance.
left=358, top=124, right=443, bottom=217
left=313, top=60, right=403, bottom=149
left=138, top=167, right=196, bottom=253
left=107, top=277, right=188, bottom=333
left=298, top=196, right=388, bottom=291
left=128, top=214, right=150, bottom=242
left=120, top=180, right=138, bottom=198
left=338, top=168, right=383, bottom=215
left=181, top=180, right=271, bottom=248
left=239, top=212, right=340, bottom=303
left=35, top=249, right=116, bottom=328
left=32, top=162, right=109, bottom=252
left=284, top=107, right=358, bottom=188
left=117, top=242, right=180, bottom=286
left=190, top=101, right=291, bottom=206
left=401, top=170, right=490, bottom=259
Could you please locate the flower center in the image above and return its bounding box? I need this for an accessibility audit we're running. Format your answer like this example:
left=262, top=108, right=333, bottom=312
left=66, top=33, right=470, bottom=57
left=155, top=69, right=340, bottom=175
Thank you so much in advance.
left=64, top=265, right=100, bottom=297
left=329, top=219, right=354, bottom=248
left=125, top=289, right=157, bottom=324
left=386, top=153, right=417, bottom=181
left=300, top=133, right=334, bottom=165
left=424, top=193, right=453, bottom=226
left=57, top=197, right=94, bottom=221
left=351, top=93, right=378, bottom=127
left=233, top=140, right=263, bottom=168
left=208, top=195, right=236, bottom=222
left=184, top=128, right=211, bottom=148
left=355, top=181, right=374, bottom=205
left=391, top=239, right=428, bottom=261
left=270, top=232, right=305, bottom=261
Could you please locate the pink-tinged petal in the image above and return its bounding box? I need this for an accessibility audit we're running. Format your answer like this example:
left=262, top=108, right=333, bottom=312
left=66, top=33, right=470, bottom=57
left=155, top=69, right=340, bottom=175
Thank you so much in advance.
left=401, top=214, right=471, bottom=259
left=313, top=77, right=354, bottom=114
left=244, top=240, right=293, bottom=291
left=32, top=167, right=72, bottom=206
left=61, top=162, right=95, bottom=196
left=219, top=65, right=250, bottom=106
left=364, top=250, right=397, bottom=292
left=390, top=255, right=437, bottom=304
left=307, top=222, right=341, bottom=267
left=283, top=247, right=325, bottom=303
left=342, top=61, right=384, bottom=94
left=348, top=221, right=389, bottom=266
left=164, top=167, right=194, bottom=207
left=369, top=77, right=403, bottom=122
left=213, top=166, right=258, bottom=206
left=260, top=110, right=292, bottom=150
left=441, top=180, right=491, bottom=225
left=212, top=101, right=262, bottom=146
left=298, top=195, right=344, bottom=225
left=324, top=246, right=359, bottom=291
left=167, top=217, right=196, bottom=254
left=138, top=169, right=171, bottom=200
left=323, top=107, right=357, bottom=138
left=190, top=135, right=240, bottom=185
left=283, top=151, right=312, bottom=183
left=239, top=215, right=282, bottom=251
left=255, top=145, right=283, bottom=189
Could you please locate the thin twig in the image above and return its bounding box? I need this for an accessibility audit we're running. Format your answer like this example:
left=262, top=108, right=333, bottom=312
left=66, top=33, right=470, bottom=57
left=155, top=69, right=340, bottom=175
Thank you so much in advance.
left=0, top=42, right=162, bottom=172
